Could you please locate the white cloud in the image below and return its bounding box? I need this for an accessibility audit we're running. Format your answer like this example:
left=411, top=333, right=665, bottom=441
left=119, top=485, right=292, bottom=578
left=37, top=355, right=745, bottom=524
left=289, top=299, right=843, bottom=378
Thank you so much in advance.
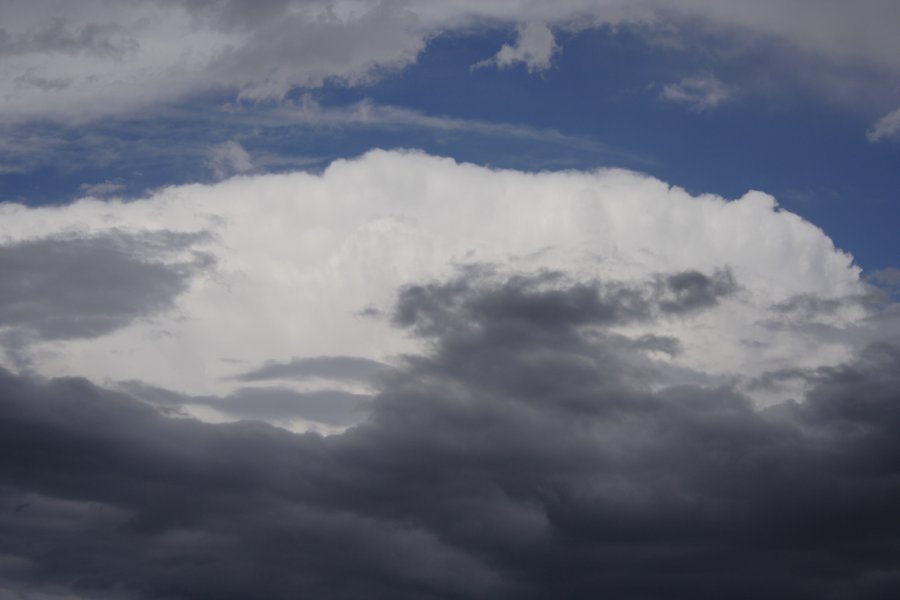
left=660, top=75, right=733, bottom=111
left=867, top=106, right=900, bottom=141
left=0, top=150, right=872, bottom=416
left=473, top=22, right=559, bottom=73
left=208, top=140, right=254, bottom=178
left=77, top=181, right=125, bottom=197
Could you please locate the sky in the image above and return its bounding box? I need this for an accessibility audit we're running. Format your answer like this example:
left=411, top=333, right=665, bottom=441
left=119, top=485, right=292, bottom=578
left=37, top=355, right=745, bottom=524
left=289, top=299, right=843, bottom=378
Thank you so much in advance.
left=1, top=1, right=900, bottom=598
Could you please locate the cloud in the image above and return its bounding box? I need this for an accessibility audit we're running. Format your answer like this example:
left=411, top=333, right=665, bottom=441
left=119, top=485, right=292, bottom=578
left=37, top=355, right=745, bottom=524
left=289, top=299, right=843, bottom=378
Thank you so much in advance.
left=0, top=150, right=869, bottom=402
left=1, top=270, right=899, bottom=598
left=3, top=1, right=900, bottom=123
left=207, top=140, right=254, bottom=178
left=234, top=355, right=389, bottom=384
left=78, top=181, right=125, bottom=197
left=868, top=267, right=900, bottom=287
left=867, top=106, right=900, bottom=141
left=660, top=74, right=733, bottom=111
left=121, top=380, right=373, bottom=428
left=473, top=22, right=559, bottom=73
left=391, top=268, right=738, bottom=336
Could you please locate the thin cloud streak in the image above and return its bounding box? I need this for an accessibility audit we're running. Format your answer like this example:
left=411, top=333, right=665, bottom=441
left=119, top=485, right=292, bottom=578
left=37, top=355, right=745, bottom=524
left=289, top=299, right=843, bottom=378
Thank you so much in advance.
left=0, top=99, right=636, bottom=195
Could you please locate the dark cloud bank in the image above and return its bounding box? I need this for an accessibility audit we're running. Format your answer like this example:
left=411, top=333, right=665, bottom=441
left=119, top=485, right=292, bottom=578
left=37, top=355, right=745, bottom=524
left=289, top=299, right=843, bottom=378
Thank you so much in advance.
left=2, top=269, right=900, bottom=599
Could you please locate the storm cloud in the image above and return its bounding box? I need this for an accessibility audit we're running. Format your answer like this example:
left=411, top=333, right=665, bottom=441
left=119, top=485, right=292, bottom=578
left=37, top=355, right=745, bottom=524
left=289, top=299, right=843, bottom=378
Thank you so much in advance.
left=2, top=270, right=899, bottom=599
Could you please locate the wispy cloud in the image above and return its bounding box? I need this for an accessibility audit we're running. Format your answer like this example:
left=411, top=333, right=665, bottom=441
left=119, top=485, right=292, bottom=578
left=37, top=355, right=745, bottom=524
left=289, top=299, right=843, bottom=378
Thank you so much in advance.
left=659, top=74, right=733, bottom=111
left=258, top=95, right=606, bottom=151
left=0, top=97, right=636, bottom=199
left=867, top=106, right=900, bottom=142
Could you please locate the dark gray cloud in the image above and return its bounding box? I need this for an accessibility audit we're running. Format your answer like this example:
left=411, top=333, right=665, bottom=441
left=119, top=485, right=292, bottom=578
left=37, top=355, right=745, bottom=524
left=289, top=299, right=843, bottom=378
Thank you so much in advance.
left=0, top=231, right=211, bottom=351
left=769, top=289, right=883, bottom=319
left=391, top=267, right=736, bottom=338
left=1, top=270, right=899, bottom=599
left=234, top=355, right=388, bottom=385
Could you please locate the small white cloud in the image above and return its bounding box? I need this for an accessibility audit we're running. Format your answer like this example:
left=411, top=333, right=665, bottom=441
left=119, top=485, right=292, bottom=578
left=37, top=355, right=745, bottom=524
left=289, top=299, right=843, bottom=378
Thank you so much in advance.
left=208, top=140, right=253, bottom=178
left=660, top=75, right=733, bottom=111
left=78, top=181, right=124, bottom=197
left=867, top=106, right=900, bottom=142
left=473, top=22, right=559, bottom=73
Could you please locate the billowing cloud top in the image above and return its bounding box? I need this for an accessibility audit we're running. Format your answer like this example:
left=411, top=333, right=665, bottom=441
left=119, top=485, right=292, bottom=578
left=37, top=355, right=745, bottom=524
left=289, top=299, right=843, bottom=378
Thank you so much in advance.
left=0, top=150, right=867, bottom=406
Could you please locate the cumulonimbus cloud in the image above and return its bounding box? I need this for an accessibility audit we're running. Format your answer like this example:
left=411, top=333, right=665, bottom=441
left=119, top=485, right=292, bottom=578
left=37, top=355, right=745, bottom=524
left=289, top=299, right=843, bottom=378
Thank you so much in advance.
left=1, top=149, right=898, bottom=597
left=0, top=150, right=871, bottom=409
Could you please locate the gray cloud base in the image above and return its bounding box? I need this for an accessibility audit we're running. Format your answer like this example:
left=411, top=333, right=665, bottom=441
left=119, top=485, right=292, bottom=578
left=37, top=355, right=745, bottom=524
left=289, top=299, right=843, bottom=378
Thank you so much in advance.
left=1, top=270, right=899, bottom=599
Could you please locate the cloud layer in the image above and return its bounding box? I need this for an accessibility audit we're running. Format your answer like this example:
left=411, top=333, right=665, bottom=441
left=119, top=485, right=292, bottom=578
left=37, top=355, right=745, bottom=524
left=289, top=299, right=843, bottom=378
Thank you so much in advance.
left=3, top=1, right=900, bottom=122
